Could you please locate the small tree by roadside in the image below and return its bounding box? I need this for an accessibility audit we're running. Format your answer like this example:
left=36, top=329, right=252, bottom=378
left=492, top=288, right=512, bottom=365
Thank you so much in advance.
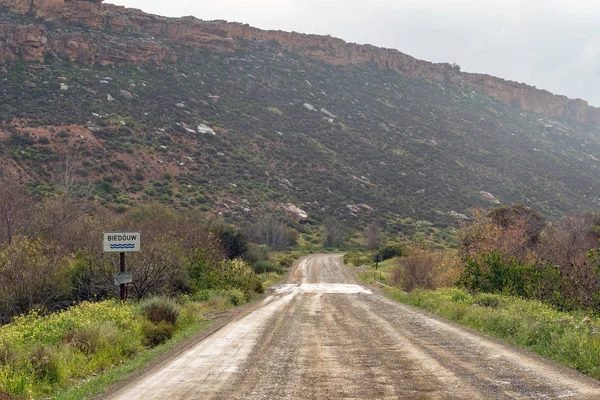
left=363, top=222, right=385, bottom=250
left=0, top=180, right=32, bottom=246
left=323, top=218, right=345, bottom=247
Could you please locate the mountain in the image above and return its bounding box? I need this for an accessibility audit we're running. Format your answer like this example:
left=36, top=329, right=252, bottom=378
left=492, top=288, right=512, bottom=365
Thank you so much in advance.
left=1, top=0, right=600, bottom=237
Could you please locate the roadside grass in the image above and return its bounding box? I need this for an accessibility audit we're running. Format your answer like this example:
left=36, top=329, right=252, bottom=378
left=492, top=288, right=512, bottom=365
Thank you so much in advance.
left=387, top=287, right=600, bottom=380
left=344, top=251, right=395, bottom=286
left=0, top=294, right=234, bottom=399
left=260, top=250, right=305, bottom=288
left=53, top=318, right=212, bottom=400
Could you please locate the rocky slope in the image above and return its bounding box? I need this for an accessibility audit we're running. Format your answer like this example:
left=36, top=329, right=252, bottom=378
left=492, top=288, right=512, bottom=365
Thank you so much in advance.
left=1, top=0, right=600, bottom=241
left=1, top=0, right=599, bottom=125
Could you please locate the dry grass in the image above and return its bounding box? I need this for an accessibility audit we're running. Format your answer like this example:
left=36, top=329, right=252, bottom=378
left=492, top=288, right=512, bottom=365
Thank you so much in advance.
left=393, top=247, right=462, bottom=291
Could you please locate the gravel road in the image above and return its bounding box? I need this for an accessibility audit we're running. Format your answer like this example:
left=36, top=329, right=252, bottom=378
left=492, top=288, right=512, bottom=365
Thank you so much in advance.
left=108, top=254, right=600, bottom=399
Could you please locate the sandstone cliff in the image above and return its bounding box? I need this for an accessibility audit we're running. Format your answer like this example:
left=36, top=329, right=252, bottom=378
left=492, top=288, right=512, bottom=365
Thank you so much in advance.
left=1, top=0, right=598, bottom=125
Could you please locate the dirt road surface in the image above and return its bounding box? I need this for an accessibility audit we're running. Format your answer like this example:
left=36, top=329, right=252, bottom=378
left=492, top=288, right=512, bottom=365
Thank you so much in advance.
left=107, top=254, right=600, bottom=399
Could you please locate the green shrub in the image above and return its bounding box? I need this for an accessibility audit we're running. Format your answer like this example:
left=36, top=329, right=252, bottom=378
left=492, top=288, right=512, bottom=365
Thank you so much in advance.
left=208, top=293, right=232, bottom=309
left=140, top=297, right=180, bottom=325
left=476, top=293, right=501, bottom=308
left=227, top=289, right=247, bottom=306
left=458, top=252, right=535, bottom=297
left=189, top=259, right=261, bottom=297
left=29, top=346, right=63, bottom=383
left=62, top=327, right=99, bottom=355
left=343, top=251, right=372, bottom=267
left=252, top=260, right=282, bottom=274
left=191, top=289, right=216, bottom=302
left=378, top=245, right=404, bottom=260
left=141, top=321, right=175, bottom=347
left=0, top=342, right=17, bottom=366
left=245, top=245, right=269, bottom=265
left=276, top=254, right=297, bottom=268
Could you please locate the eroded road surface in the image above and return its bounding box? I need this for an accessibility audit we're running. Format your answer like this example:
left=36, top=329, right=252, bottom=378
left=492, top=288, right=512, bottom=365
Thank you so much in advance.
left=109, top=254, right=600, bottom=399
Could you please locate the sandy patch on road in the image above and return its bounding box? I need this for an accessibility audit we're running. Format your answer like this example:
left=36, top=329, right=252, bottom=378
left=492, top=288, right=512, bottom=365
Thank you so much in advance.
left=274, top=283, right=372, bottom=294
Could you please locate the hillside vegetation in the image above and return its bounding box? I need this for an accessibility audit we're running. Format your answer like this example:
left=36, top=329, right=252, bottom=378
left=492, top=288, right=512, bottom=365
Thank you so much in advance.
left=1, top=6, right=600, bottom=235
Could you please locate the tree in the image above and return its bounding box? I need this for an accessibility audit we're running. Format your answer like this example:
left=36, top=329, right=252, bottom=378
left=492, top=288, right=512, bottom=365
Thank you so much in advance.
left=248, top=215, right=296, bottom=250
left=219, top=226, right=248, bottom=259
left=363, top=222, right=385, bottom=250
left=537, top=213, right=600, bottom=268
left=323, top=218, right=345, bottom=247
left=205, top=218, right=248, bottom=259
left=488, top=205, right=545, bottom=248
left=128, top=235, right=186, bottom=299
left=0, top=236, right=71, bottom=323
left=0, top=180, right=32, bottom=246
left=461, top=205, right=545, bottom=262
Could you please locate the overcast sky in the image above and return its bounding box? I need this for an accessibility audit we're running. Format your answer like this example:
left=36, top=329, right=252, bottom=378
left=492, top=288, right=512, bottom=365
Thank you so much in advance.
left=109, top=0, right=600, bottom=106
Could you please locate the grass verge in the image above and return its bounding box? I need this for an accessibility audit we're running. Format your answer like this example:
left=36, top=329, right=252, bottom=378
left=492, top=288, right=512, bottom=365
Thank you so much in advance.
left=387, top=287, right=600, bottom=380
left=54, top=318, right=212, bottom=400
left=0, top=295, right=233, bottom=399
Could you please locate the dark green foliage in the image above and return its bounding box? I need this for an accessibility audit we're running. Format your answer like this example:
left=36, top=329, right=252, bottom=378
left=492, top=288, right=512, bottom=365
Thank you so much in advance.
left=227, top=289, right=247, bottom=306
left=459, top=206, right=600, bottom=312
left=459, top=252, right=536, bottom=297
left=141, top=320, right=175, bottom=347
left=377, top=245, right=404, bottom=260
left=68, top=250, right=112, bottom=303
left=458, top=252, right=600, bottom=311
left=252, top=260, right=283, bottom=274
left=216, top=226, right=248, bottom=260
left=475, top=293, right=501, bottom=308
left=188, top=258, right=262, bottom=297
left=245, top=244, right=269, bottom=265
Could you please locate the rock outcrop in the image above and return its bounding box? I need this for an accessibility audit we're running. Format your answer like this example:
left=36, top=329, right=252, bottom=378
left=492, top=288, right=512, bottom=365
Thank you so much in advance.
left=1, top=0, right=599, bottom=125
left=282, top=203, right=308, bottom=223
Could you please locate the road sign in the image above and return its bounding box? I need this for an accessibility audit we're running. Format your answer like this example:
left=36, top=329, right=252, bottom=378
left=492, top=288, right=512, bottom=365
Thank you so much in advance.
left=103, top=232, right=141, bottom=253
left=114, top=272, right=133, bottom=286
left=372, top=254, right=383, bottom=262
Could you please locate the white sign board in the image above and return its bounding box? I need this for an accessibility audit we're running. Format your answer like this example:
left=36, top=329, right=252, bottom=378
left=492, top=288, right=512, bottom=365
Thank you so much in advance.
left=114, top=272, right=133, bottom=286
left=103, top=232, right=141, bottom=253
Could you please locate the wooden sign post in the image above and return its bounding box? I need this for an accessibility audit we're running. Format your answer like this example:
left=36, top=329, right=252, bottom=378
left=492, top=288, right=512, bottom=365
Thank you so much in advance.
left=103, top=232, right=141, bottom=301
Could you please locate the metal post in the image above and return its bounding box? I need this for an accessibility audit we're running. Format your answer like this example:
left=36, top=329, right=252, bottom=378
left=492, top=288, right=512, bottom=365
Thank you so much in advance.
left=120, top=252, right=126, bottom=301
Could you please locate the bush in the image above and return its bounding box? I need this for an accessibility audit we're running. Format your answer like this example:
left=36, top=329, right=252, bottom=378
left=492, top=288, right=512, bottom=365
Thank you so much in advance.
left=458, top=252, right=536, bottom=298
left=207, top=293, right=232, bottom=309
left=189, top=258, right=262, bottom=297
left=29, top=346, right=63, bottom=383
left=62, top=327, right=100, bottom=355
left=191, top=289, right=216, bottom=302
left=276, top=253, right=297, bottom=268
left=141, top=321, right=175, bottom=347
left=0, top=236, right=71, bottom=324
left=343, top=251, right=372, bottom=267
left=227, top=289, right=247, bottom=306
left=245, top=244, right=269, bottom=265
left=476, top=293, right=501, bottom=308
left=140, top=296, right=180, bottom=325
left=378, top=245, right=404, bottom=260
left=252, top=260, right=282, bottom=274
left=396, top=246, right=435, bottom=291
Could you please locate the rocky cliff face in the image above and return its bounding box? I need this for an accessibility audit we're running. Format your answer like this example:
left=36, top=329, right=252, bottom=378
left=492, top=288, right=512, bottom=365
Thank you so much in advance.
left=1, top=0, right=598, bottom=125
